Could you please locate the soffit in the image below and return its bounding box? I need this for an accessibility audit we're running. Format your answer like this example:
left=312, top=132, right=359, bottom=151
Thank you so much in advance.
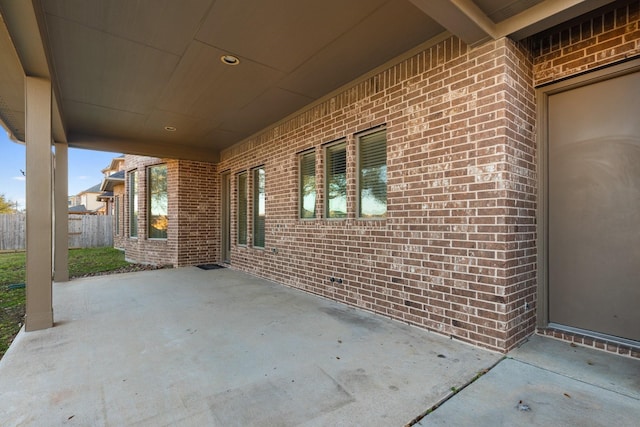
left=39, top=0, right=444, bottom=161
left=0, top=0, right=618, bottom=162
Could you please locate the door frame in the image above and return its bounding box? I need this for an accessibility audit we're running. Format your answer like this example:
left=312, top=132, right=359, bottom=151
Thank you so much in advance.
left=536, top=58, right=640, bottom=331
left=221, top=171, right=231, bottom=263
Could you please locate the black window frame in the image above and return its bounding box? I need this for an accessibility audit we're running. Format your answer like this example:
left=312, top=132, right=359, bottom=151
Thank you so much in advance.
left=128, top=170, right=138, bottom=238
left=324, top=140, right=348, bottom=219
left=299, top=150, right=316, bottom=219
left=252, top=167, right=266, bottom=248
left=357, top=127, right=387, bottom=219
left=147, top=163, right=168, bottom=239
left=237, top=171, right=248, bottom=245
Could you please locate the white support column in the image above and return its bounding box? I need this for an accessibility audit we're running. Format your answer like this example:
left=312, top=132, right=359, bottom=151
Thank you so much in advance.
left=54, top=142, right=69, bottom=282
left=25, top=76, right=53, bottom=331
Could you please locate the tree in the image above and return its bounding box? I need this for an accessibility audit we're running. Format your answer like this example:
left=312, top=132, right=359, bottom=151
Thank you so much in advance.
left=0, top=194, right=16, bottom=213
left=148, top=165, right=168, bottom=238
left=360, top=165, right=387, bottom=204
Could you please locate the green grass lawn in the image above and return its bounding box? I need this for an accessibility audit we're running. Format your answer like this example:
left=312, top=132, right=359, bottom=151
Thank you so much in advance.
left=0, top=247, right=135, bottom=359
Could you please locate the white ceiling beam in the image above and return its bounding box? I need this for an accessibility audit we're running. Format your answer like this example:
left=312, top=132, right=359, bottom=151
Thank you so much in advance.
left=68, top=134, right=220, bottom=164
left=498, top=0, right=616, bottom=40
left=0, top=0, right=49, bottom=77
left=410, top=0, right=616, bottom=45
left=408, top=0, right=495, bottom=46
left=0, top=0, right=67, bottom=143
left=0, top=15, right=26, bottom=142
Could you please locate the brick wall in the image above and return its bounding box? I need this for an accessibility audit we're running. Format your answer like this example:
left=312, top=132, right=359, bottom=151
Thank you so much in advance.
left=123, top=156, right=178, bottom=266
left=176, top=161, right=220, bottom=267
left=217, top=34, right=537, bottom=353
left=116, top=1, right=639, bottom=355
left=530, top=0, right=640, bottom=86
left=122, top=155, right=218, bottom=267
left=500, top=42, right=538, bottom=350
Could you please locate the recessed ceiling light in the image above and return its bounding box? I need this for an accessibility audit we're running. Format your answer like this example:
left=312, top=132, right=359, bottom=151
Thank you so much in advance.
left=164, top=126, right=177, bottom=132
left=220, top=55, right=240, bottom=66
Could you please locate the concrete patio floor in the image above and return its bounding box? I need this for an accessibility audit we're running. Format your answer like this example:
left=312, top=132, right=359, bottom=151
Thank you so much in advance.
left=418, top=334, right=640, bottom=426
left=0, top=267, right=500, bottom=426
left=1, top=268, right=638, bottom=426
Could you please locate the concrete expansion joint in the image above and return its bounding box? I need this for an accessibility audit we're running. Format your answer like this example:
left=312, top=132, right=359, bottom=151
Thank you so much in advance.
left=405, top=356, right=506, bottom=426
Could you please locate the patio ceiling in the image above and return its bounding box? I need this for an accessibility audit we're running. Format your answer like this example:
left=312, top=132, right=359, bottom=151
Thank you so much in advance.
left=0, top=0, right=614, bottom=162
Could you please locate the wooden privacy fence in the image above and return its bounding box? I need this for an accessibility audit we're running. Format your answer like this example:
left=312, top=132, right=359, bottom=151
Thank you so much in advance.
left=0, top=214, right=26, bottom=251
left=68, top=215, right=113, bottom=249
left=0, top=214, right=113, bottom=251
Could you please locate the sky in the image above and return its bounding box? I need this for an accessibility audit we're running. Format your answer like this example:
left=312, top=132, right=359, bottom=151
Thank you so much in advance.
left=0, top=131, right=120, bottom=211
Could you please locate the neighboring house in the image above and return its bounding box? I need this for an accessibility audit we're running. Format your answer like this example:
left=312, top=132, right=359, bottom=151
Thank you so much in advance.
left=1, top=1, right=638, bottom=356
left=68, top=183, right=104, bottom=214
left=98, top=156, right=125, bottom=238
left=68, top=204, right=92, bottom=215
left=67, top=195, right=79, bottom=208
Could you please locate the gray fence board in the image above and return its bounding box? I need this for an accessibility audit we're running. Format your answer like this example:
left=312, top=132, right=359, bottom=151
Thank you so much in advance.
left=0, top=214, right=113, bottom=250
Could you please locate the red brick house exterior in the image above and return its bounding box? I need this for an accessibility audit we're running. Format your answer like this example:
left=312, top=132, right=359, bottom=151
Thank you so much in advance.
left=120, top=2, right=640, bottom=355
left=119, top=155, right=219, bottom=267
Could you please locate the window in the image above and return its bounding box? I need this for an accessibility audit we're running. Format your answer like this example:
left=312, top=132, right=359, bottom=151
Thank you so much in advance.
left=148, top=164, right=168, bottom=239
left=325, top=141, right=347, bottom=218
left=129, top=171, right=138, bottom=237
left=358, top=128, right=387, bottom=218
left=237, top=172, right=247, bottom=245
left=253, top=167, right=265, bottom=247
left=299, top=151, right=316, bottom=218
left=114, top=196, right=120, bottom=235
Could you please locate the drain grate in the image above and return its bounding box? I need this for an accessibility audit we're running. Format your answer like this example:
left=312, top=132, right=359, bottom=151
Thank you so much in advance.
left=196, top=264, right=226, bottom=270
